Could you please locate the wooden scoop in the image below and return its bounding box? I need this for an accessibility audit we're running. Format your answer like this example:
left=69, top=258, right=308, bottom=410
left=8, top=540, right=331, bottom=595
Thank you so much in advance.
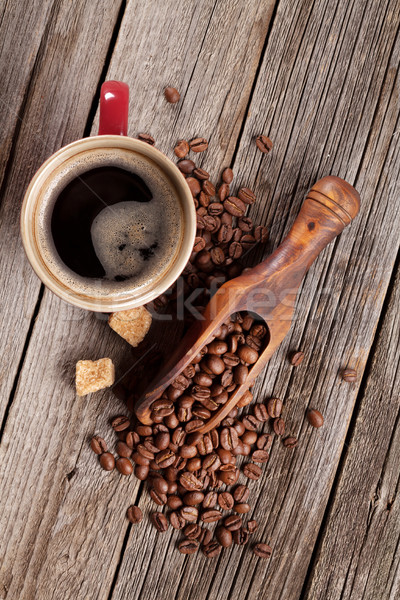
left=134, top=176, right=360, bottom=432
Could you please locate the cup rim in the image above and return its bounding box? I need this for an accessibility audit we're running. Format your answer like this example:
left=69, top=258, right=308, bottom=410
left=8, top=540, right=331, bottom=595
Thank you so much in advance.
left=20, top=135, right=196, bottom=312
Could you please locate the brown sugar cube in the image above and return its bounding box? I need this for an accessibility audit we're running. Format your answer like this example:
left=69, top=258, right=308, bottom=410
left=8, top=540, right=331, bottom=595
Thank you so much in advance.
left=108, top=306, right=152, bottom=347
left=76, top=358, right=115, bottom=396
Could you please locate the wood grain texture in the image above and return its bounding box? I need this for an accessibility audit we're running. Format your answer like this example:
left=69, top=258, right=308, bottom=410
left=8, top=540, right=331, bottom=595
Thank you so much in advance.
left=0, top=1, right=275, bottom=599
left=304, top=262, right=400, bottom=599
left=0, top=0, right=55, bottom=188
left=111, top=1, right=400, bottom=599
left=0, top=0, right=124, bottom=426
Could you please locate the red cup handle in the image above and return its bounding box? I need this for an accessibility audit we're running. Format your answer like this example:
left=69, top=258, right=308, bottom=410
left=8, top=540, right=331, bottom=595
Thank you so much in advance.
left=98, top=80, right=129, bottom=136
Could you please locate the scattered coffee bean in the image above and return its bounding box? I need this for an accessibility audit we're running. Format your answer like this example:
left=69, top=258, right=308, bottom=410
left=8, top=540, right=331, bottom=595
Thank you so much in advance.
left=216, top=526, right=233, bottom=547
left=253, top=404, right=269, bottom=422
left=257, top=434, right=272, bottom=451
left=178, top=538, right=199, bottom=554
left=289, top=350, right=305, bottom=366
left=273, top=418, right=285, bottom=436
left=233, top=528, right=249, bottom=545
left=127, top=505, right=143, bottom=524
left=222, top=168, right=234, bottom=184
left=201, top=509, right=223, bottom=523
left=177, top=159, right=196, bottom=174
left=151, top=512, right=169, bottom=532
left=99, top=452, right=115, bottom=471
left=243, top=463, right=262, bottom=481
left=283, top=436, right=298, bottom=448
left=111, top=415, right=130, bottom=432
left=116, top=457, right=133, bottom=476
left=252, top=450, right=269, bottom=463
left=186, top=177, right=201, bottom=197
left=138, top=132, right=155, bottom=145
left=189, top=137, right=208, bottom=152
left=233, top=485, right=250, bottom=503
left=342, top=367, right=357, bottom=382
left=238, top=187, right=256, bottom=205
left=174, top=139, right=189, bottom=158
left=255, top=135, right=273, bottom=153
left=307, top=408, right=324, bottom=428
left=170, top=511, right=186, bottom=529
left=164, top=86, right=180, bottom=103
left=90, top=436, right=107, bottom=454
left=246, top=520, right=258, bottom=534
left=202, top=540, right=222, bottom=558
left=223, top=196, right=246, bottom=217
left=266, top=398, right=283, bottom=418
left=184, top=523, right=202, bottom=539
left=167, top=495, right=183, bottom=510
left=253, top=543, right=272, bottom=558
left=116, top=441, right=132, bottom=458
left=218, top=492, right=234, bottom=510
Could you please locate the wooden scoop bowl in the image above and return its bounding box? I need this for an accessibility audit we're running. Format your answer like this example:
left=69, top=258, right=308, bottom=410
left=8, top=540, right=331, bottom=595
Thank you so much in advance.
left=134, top=176, right=360, bottom=432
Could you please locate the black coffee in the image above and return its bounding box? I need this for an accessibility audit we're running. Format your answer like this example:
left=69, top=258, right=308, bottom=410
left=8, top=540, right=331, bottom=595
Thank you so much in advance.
left=51, top=165, right=180, bottom=285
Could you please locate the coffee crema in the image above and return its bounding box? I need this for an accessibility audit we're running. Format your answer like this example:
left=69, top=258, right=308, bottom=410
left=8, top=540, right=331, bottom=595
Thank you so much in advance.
left=38, top=148, right=183, bottom=299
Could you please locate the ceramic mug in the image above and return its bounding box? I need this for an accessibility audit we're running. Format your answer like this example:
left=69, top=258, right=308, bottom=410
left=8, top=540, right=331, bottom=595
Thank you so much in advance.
left=21, top=81, right=196, bottom=312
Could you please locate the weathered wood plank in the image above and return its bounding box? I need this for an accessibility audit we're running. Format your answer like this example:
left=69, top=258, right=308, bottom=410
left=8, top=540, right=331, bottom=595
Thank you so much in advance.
left=0, top=0, right=55, bottom=188
left=0, top=1, right=275, bottom=599
left=304, top=264, right=400, bottom=599
left=0, top=0, right=124, bottom=425
left=110, top=1, right=400, bottom=599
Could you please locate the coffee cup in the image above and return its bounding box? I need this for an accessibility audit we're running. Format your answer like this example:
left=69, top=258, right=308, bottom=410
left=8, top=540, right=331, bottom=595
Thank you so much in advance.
left=21, top=81, right=196, bottom=312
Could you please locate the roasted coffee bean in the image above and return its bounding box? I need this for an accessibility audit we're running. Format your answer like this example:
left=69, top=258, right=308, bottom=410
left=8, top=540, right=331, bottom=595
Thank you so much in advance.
left=164, top=86, right=180, bottom=103
left=202, top=491, right=218, bottom=508
left=218, top=223, right=233, bottom=243
left=241, top=442, right=251, bottom=456
left=237, top=390, right=253, bottom=408
left=210, top=429, right=219, bottom=448
left=183, top=491, right=204, bottom=506
left=232, top=364, right=247, bottom=386
left=219, top=467, right=239, bottom=485
left=116, top=457, right=133, bottom=475
left=241, top=234, right=256, bottom=250
left=193, top=236, right=206, bottom=253
left=289, top=350, right=305, bottom=366
left=241, top=431, right=257, bottom=446
left=202, top=180, right=215, bottom=196
left=246, top=520, right=258, bottom=534
left=253, top=404, right=268, bottom=422
left=187, top=177, right=201, bottom=197
left=273, top=417, right=285, bottom=436
left=138, top=132, right=155, bottom=145
left=222, top=353, right=240, bottom=367
left=185, top=523, right=202, bottom=539
left=156, top=449, right=176, bottom=468
left=165, top=412, right=180, bottom=429
left=252, top=450, right=269, bottom=463
left=154, top=432, right=170, bottom=450
left=243, top=463, right=262, bottom=480
left=115, top=441, right=132, bottom=458
left=167, top=495, right=183, bottom=510
left=126, top=431, right=140, bottom=449
left=190, top=137, right=208, bottom=152
left=307, top=408, right=324, bottom=428
left=111, top=415, right=130, bottom=432
left=224, top=515, right=242, bottom=531
left=224, top=196, right=246, bottom=217
left=187, top=431, right=203, bottom=446
left=134, top=464, right=149, bottom=480
left=187, top=457, right=202, bottom=472
left=208, top=202, right=224, bottom=216
left=197, top=434, right=213, bottom=456
left=169, top=511, right=186, bottom=529
left=208, top=340, right=228, bottom=355
left=168, top=481, right=178, bottom=494
left=180, top=506, right=199, bottom=522
left=178, top=539, right=199, bottom=554
left=192, top=385, right=211, bottom=400
left=266, top=397, right=283, bottom=418
left=253, top=543, right=272, bottom=558
left=144, top=438, right=159, bottom=454
left=238, top=216, right=253, bottom=232
left=245, top=335, right=262, bottom=351
left=202, top=509, right=223, bottom=523
left=137, top=444, right=154, bottom=461
left=238, top=344, right=258, bottom=364
left=193, top=167, right=209, bottom=180
left=216, top=526, right=232, bottom=548
left=233, top=420, right=246, bottom=437
left=202, top=540, right=222, bottom=558
left=237, top=187, right=256, bottom=205
left=179, top=445, right=197, bottom=459
left=180, top=472, right=203, bottom=491
left=254, top=225, right=269, bottom=243
left=172, top=374, right=189, bottom=390
left=152, top=398, right=174, bottom=416
left=199, top=527, right=213, bottom=546
left=222, top=167, right=234, bottom=183
left=257, top=434, right=272, bottom=451
left=152, top=476, right=169, bottom=495
left=174, top=139, right=189, bottom=158
left=234, top=502, right=250, bottom=514
left=231, top=528, right=248, bottom=546
left=172, top=427, right=186, bottom=446
left=218, top=492, right=234, bottom=510
left=242, top=415, right=259, bottom=431
left=210, top=246, right=225, bottom=265
left=229, top=241, right=243, bottom=259
left=127, top=505, right=143, bottom=524
left=99, top=452, right=115, bottom=471
left=205, top=355, right=225, bottom=375
left=173, top=456, right=187, bottom=471
left=203, top=453, right=221, bottom=472
left=202, top=215, right=217, bottom=232
left=90, top=436, right=108, bottom=454
left=250, top=323, right=268, bottom=339
left=218, top=183, right=230, bottom=202
left=342, top=367, right=357, bottom=382
left=178, top=159, right=196, bottom=174
left=255, top=132, right=273, bottom=153
left=151, top=512, right=168, bottom=532
left=283, top=436, right=298, bottom=448
left=150, top=489, right=167, bottom=505
left=185, top=419, right=204, bottom=433
left=220, top=427, right=239, bottom=451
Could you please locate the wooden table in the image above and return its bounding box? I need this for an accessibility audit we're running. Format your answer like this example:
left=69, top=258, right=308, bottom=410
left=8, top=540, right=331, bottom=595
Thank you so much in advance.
left=1, top=1, right=399, bottom=599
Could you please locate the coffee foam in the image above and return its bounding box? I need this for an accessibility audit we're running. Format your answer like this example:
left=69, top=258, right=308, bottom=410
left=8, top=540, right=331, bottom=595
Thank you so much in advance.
left=37, top=147, right=182, bottom=299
